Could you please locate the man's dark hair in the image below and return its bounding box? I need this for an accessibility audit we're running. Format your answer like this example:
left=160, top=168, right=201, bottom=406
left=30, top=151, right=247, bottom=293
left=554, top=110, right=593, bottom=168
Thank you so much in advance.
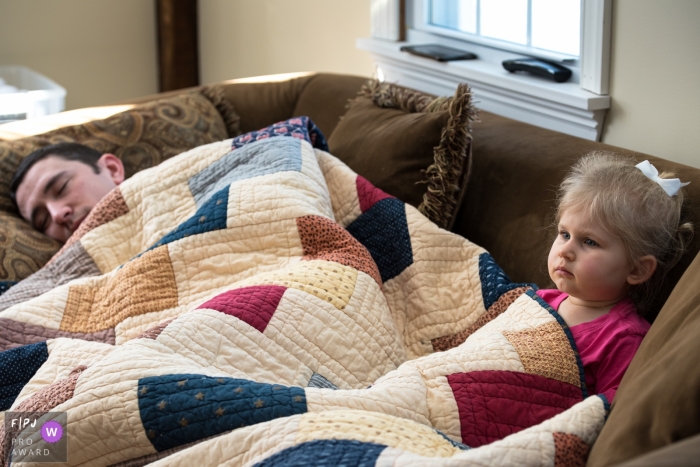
left=10, top=143, right=103, bottom=204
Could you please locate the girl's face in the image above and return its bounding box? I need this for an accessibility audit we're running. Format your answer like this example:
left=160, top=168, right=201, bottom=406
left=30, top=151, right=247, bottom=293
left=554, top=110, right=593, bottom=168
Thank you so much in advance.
left=547, top=208, right=636, bottom=305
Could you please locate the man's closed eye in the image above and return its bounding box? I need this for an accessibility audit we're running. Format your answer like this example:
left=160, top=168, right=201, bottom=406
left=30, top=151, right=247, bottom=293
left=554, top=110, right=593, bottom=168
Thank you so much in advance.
left=57, top=180, right=68, bottom=196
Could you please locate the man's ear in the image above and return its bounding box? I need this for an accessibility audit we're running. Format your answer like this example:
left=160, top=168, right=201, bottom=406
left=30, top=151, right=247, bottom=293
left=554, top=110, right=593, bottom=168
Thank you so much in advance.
left=98, top=153, right=125, bottom=185
left=627, top=255, right=657, bottom=285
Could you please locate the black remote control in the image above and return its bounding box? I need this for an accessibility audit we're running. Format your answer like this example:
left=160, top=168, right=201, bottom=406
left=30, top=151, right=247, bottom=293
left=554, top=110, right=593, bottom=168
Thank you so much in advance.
left=502, top=58, right=572, bottom=83
left=401, top=44, right=477, bottom=62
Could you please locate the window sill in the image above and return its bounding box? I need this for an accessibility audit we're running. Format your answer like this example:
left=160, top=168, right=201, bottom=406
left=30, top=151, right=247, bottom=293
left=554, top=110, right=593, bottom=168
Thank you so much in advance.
left=357, top=37, right=611, bottom=141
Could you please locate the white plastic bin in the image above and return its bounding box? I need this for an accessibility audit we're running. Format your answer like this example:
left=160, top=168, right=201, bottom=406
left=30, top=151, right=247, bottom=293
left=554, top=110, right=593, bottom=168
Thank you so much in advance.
left=0, top=66, right=66, bottom=123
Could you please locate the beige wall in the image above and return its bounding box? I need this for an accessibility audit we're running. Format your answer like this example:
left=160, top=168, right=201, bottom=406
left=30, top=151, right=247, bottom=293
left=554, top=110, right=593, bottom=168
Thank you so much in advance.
left=198, top=0, right=374, bottom=84
left=2, top=0, right=697, bottom=169
left=199, top=0, right=699, bottom=167
left=0, top=0, right=157, bottom=111
left=603, top=0, right=700, bottom=168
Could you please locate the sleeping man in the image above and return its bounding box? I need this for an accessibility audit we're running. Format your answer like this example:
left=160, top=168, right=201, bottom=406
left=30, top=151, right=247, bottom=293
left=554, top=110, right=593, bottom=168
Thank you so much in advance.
left=10, top=142, right=125, bottom=243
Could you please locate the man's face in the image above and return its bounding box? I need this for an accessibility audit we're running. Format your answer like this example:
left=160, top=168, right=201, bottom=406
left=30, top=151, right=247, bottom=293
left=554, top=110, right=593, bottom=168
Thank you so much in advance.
left=15, top=154, right=124, bottom=242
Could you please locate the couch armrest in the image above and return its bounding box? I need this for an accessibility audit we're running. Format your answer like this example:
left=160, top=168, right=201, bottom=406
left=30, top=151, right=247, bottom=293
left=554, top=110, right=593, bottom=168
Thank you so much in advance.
left=607, top=433, right=700, bottom=467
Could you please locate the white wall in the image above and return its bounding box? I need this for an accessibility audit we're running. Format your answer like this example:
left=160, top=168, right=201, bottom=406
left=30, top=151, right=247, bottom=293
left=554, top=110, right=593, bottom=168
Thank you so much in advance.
left=0, top=0, right=157, bottom=111
left=198, top=0, right=374, bottom=84
left=603, top=0, right=700, bottom=168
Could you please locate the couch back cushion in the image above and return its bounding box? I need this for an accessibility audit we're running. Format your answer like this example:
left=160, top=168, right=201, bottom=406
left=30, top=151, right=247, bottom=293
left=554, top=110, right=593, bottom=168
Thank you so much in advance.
left=292, top=73, right=371, bottom=138
left=459, top=110, right=700, bottom=321
left=219, top=73, right=368, bottom=138
left=219, top=74, right=316, bottom=135
left=0, top=86, right=240, bottom=283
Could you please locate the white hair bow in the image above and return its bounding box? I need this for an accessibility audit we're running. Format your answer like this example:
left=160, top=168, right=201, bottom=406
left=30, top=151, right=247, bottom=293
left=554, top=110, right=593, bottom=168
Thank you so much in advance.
left=635, top=160, right=689, bottom=197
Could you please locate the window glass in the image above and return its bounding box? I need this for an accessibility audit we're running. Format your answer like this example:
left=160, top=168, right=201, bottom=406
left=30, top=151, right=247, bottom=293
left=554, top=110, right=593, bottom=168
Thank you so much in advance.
left=427, top=0, right=581, bottom=57
left=531, top=0, right=580, bottom=55
left=429, top=0, right=477, bottom=34
left=480, top=0, right=527, bottom=45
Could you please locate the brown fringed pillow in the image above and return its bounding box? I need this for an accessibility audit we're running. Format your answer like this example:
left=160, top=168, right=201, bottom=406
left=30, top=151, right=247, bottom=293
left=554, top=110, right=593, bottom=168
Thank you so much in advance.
left=327, top=80, right=476, bottom=229
left=0, top=85, right=240, bottom=284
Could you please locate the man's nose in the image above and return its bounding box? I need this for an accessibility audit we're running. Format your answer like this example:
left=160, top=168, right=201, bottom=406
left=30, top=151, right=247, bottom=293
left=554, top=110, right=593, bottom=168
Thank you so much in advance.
left=46, top=202, right=71, bottom=225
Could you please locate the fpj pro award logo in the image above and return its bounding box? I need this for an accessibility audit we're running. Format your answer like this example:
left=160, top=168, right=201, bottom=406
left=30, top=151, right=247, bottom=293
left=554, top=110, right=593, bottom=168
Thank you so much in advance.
left=4, top=412, right=67, bottom=463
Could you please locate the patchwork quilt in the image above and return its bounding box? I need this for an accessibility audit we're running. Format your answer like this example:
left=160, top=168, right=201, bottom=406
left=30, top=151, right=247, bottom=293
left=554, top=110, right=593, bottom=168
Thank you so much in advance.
left=0, top=118, right=608, bottom=467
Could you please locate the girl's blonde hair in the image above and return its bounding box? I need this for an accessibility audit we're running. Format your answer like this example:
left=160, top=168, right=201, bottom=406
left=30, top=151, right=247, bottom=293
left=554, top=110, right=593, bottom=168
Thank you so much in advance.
left=557, top=151, right=693, bottom=312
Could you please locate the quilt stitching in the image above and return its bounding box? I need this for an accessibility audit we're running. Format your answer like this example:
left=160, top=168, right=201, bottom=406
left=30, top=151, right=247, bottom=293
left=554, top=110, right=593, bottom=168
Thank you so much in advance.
left=0, top=117, right=608, bottom=467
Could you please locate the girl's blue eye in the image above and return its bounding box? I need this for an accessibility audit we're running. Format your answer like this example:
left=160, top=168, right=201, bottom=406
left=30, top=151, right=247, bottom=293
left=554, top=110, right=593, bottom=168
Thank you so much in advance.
left=560, top=231, right=570, bottom=240
left=585, top=238, right=598, bottom=247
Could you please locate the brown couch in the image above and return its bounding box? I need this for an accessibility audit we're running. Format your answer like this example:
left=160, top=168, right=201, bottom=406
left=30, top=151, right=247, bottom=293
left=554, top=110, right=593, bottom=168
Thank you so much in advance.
left=1, top=72, right=699, bottom=466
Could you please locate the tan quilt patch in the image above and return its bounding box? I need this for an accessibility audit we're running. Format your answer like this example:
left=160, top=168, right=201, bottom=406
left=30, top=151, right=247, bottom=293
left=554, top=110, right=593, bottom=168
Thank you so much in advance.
left=250, top=261, right=358, bottom=311
left=503, top=321, right=581, bottom=387
left=60, top=246, right=178, bottom=333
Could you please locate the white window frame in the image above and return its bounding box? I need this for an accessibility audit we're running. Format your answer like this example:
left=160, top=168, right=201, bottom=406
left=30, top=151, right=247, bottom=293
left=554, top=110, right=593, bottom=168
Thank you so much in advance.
left=411, top=0, right=612, bottom=94
left=580, top=0, right=612, bottom=95
left=361, top=0, right=612, bottom=141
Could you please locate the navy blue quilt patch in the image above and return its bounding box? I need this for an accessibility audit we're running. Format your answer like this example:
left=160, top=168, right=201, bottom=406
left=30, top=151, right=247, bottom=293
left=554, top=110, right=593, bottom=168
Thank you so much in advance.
left=435, top=428, right=471, bottom=450
left=346, top=198, right=413, bottom=283
left=307, top=373, right=338, bottom=390
left=0, top=280, right=17, bottom=297
left=0, top=341, right=49, bottom=410
left=252, top=439, right=387, bottom=467
left=148, top=185, right=229, bottom=251
left=138, top=374, right=307, bottom=452
left=478, top=253, right=535, bottom=310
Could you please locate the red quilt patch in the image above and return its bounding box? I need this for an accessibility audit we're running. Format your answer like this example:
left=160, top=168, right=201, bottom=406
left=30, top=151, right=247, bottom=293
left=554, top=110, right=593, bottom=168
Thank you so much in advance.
left=356, top=175, right=393, bottom=213
left=448, top=370, right=584, bottom=447
left=197, top=285, right=286, bottom=333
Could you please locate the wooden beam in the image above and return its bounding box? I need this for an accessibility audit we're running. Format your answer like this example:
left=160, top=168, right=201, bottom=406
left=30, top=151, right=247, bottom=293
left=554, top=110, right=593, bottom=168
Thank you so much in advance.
left=156, top=0, right=199, bottom=92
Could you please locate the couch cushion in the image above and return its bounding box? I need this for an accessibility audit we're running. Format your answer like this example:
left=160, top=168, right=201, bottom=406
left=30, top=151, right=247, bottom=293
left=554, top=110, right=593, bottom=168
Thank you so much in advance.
left=587, top=250, right=700, bottom=466
left=0, top=85, right=240, bottom=284
left=328, top=80, right=476, bottom=229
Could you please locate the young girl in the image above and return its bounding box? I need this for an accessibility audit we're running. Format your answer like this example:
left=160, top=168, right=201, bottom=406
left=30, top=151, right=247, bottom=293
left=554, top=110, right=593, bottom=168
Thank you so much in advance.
left=537, top=151, right=693, bottom=402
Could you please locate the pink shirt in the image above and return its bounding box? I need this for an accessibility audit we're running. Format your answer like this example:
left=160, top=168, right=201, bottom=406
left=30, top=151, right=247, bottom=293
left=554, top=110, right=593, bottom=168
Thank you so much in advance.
left=536, top=289, right=650, bottom=402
